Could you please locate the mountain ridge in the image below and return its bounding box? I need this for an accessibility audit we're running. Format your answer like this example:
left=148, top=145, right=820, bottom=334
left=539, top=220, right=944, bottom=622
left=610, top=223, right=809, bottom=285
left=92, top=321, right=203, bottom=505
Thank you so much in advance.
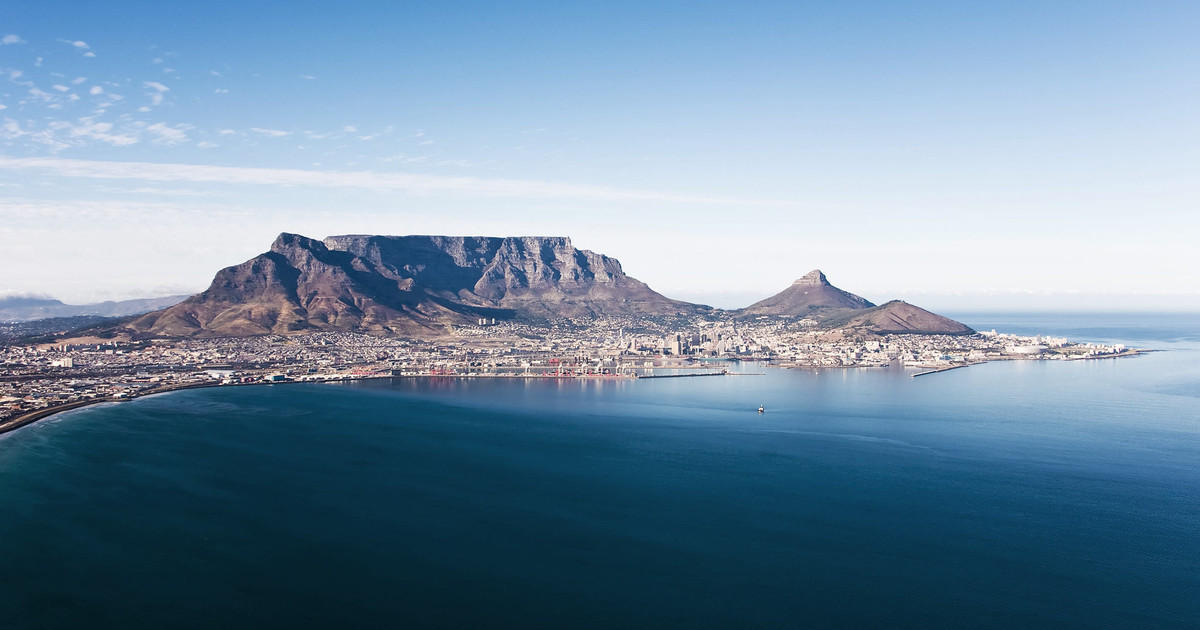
left=113, top=232, right=971, bottom=338
left=0, top=295, right=189, bottom=323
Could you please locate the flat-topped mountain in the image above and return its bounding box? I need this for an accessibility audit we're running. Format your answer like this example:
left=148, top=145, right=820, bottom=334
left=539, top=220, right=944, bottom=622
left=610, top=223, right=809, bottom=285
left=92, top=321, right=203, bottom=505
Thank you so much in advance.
left=738, top=269, right=874, bottom=315
left=126, top=233, right=699, bottom=337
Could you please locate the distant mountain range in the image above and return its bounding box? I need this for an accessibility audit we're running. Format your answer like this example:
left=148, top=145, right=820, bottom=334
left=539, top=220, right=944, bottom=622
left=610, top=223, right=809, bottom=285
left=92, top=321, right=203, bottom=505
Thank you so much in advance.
left=92, top=232, right=971, bottom=338
left=0, top=295, right=188, bottom=323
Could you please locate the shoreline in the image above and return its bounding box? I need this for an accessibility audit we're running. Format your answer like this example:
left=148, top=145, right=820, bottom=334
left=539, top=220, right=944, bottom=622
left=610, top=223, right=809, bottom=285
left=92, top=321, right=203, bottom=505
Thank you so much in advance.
left=0, top=349, right=1148, bottom=436
left=0, top=371, right=648, bottom=436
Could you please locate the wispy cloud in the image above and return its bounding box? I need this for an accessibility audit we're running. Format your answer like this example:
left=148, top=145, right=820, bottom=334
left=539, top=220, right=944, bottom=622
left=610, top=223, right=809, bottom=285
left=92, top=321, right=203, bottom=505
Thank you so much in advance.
left=249, top=127, right=291, bottom=138
left=0, top=157, right=786, bottom=206
left=143, top=81, right=169, bottom=108
left=67, top=120, right=139, bottom=146
left=2, top=34, right=25, bottom=46
left=145, top=122, right=189, bottom=145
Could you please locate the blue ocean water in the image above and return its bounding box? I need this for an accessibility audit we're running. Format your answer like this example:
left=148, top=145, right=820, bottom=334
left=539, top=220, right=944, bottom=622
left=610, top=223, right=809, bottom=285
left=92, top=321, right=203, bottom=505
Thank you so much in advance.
left=1, top=313, right=1198, bottom=628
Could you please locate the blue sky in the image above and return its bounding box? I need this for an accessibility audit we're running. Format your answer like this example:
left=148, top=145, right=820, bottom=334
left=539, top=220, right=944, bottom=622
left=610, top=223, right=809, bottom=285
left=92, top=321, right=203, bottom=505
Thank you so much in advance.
left=2, top=1, right=1198, bottom=309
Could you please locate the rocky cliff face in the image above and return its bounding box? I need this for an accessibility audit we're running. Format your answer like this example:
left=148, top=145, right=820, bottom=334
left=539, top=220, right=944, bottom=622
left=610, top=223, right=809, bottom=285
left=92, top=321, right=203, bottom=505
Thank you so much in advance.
left=738, top=269, right=875, bottom=316
left=323, top=234, right=686, bottom=317
left=126, top=233, right=698, bottom=337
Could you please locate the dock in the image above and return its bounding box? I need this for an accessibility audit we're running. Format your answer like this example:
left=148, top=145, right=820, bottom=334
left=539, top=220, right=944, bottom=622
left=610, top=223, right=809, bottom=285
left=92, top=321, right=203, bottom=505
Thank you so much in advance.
left=910, top=364, right=976, bottom=378
left=638, top=371, right=729, bottom=379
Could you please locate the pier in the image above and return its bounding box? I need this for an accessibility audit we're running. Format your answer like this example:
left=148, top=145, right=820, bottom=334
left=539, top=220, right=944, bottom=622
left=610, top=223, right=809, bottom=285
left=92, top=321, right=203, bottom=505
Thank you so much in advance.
left=638, top=371, right=729, bottom=379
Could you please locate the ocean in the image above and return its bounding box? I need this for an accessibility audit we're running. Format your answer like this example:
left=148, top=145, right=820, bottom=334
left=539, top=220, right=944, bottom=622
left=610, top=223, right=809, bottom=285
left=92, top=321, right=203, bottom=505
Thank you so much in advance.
left=1, top=313, right=1198, bottom=628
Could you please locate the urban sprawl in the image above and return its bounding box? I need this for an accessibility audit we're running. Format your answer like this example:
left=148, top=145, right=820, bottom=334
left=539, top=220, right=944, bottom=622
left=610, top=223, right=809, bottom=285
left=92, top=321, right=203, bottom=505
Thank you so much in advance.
left=1, top=315, right=1137, bottom=430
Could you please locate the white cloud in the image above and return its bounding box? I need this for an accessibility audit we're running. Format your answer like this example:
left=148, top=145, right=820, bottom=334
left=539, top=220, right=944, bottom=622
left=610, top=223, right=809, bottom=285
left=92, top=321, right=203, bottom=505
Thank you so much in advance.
left=52, top=84, right=70, bottom=92
left=1, top=119, right=27, bottom=138
left=343, top=125, right=357, bottom=132
left=72, top=76, right=87, bottom=84
left=249, top=127, right=291, bottom=138
left=0, top=156, right=782, bottom=206
left=90, top=85, right=103, bottom=95
left=2, top=34, right=25, bottom=45
left=145, top=122, right=189, bottom=145
left=67, top=120, right=139, bottom=146
left=217, top=129, right=237, bottom=136
left=299, top=74, right=315, bottom=80
left=72, top=40, right=90, bottom=49
left=143, top=81, right=169, bottom=106
left=9, top=70, right=23, bottom=80
left=83, top=52, right=96, bottom=58
left=28, top=87, right=54, bottom=102
left=196, top=141, right=217, bottom=148
left=214, top=88, right=228, bottom=94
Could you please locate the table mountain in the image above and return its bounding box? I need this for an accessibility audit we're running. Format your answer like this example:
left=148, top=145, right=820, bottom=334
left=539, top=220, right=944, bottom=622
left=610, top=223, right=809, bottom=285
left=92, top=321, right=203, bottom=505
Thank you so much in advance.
left=125, top=233, right=700, bottom=337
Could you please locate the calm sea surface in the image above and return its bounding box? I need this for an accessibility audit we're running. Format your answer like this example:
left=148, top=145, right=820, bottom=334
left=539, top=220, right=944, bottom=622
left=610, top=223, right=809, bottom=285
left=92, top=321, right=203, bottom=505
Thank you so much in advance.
left=2, top=313, right=1198, bottom=628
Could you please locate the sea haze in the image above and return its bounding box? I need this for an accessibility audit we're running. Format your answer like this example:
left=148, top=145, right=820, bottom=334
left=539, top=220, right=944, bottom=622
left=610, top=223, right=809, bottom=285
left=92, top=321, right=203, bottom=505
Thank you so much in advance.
left=1, top=313, right=1198, bottom=628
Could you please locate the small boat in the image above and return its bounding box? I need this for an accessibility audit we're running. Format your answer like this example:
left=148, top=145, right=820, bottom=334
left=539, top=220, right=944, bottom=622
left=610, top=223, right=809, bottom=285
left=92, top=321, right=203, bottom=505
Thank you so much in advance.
left=758, top=405, right=765, bottom=413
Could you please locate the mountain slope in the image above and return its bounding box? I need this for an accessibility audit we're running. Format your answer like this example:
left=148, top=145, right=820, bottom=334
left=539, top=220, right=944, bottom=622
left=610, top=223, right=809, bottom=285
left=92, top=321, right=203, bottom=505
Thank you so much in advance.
left=817, top=300, right=974, bottom=335
left=738, top=270, right=874, bottom=316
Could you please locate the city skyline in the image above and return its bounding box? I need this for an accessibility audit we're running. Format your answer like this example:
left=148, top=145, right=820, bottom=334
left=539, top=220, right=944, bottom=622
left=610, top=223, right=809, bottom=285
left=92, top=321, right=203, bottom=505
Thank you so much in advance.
left=3, top=1, right=1198, bottom=310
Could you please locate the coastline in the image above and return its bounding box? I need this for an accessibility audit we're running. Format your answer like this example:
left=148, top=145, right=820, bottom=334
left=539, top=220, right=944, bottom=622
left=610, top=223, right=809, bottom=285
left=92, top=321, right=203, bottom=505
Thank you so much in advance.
left=0, top=379, right=225, bottom=436
left=0, top=348, right=1148, bottom=437
left=0, top=371, right=644, bottom=436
